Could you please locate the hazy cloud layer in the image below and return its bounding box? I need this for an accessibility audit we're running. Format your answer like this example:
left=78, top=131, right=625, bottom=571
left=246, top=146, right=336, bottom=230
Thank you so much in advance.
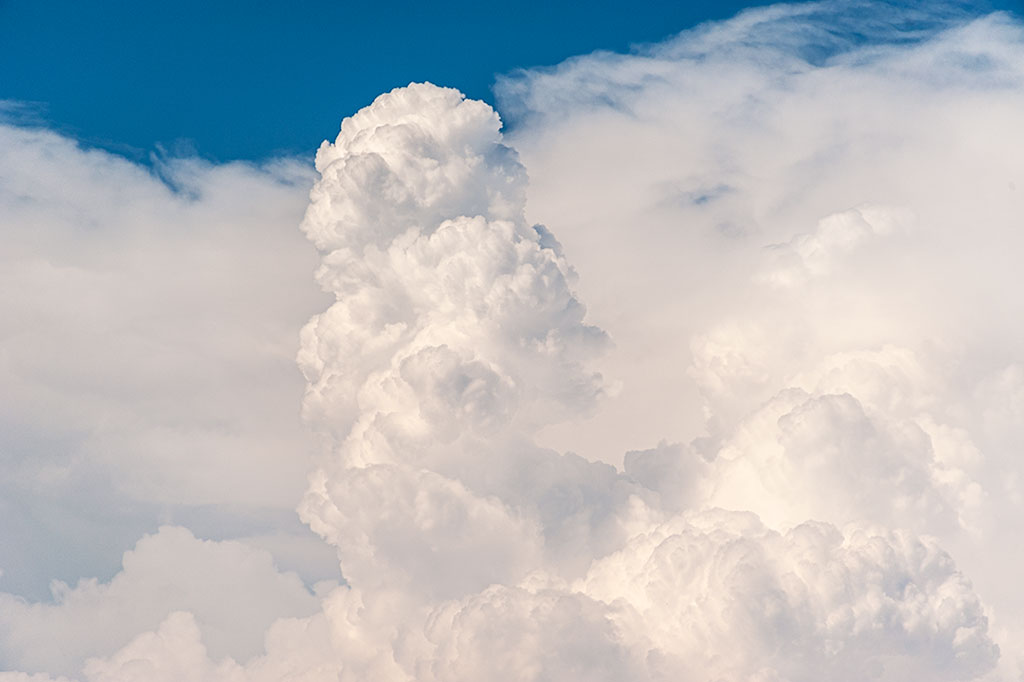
left=0, top=125, right=323, bottom=511
left=0, top=126, right=335, bottom=598
left=3, top=1, right=1024, bottom=680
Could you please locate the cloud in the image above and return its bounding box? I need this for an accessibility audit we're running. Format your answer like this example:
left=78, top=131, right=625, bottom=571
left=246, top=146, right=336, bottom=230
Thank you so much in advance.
left=81, top=612, right=245, bottom=682
left=579, top=511, right=997, bottom=681
left=4, top=1, right=1024, bottom=680
left=283, top=68, right=1003, bottom=679
left=0, top=526, right=327, bottom=677
left=0, top=123, right=332, bottom=597
left=496, top=2, right=1024, bottom=675
left=0, top=124, right=323, bottom=510
left=296, top=83, right=639, bottom=593
left=756, top=205, right=911, bottom=288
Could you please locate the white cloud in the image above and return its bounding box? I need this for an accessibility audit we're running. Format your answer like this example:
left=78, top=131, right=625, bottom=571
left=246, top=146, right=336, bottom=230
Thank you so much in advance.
left=756, top=205, right=911, bottom=287
left=497, top=3, right=1024, bottom=676
left=503, top=6, right=1024, bottom=471
left=579, top=510, right=997, bottom=681
left=0, top=125, right=324, bottom=510
left=0, top=123, right=331, bottom=597
left=0, top=526, right=327, bottom=677
left=5, top=1, right=1024, bottom=680
left=81, top=611, right=244, bottom=682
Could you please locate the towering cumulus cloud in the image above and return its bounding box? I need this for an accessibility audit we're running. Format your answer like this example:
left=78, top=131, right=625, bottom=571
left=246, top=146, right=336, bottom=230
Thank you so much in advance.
left=296, top=82, right=638, bottom=628
left=285, top=82, right=998, bottom=681
left=86, top=77, right=981, bottom=681
left=5, top=3, right=1024, bottom=681
left=292, top=75, right=999, bottom=679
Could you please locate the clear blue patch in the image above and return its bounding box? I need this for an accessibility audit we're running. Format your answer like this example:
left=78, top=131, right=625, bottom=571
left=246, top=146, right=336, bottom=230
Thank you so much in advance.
left=0, top=0, right=1019, bottom=163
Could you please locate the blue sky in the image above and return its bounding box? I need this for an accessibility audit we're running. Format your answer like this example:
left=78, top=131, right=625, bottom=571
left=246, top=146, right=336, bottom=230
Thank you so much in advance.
left=0, top=0, right=903, bottom=161
left=0, top=0, right=767, bottom=161
left=4, top=0, right=1018, bottom=162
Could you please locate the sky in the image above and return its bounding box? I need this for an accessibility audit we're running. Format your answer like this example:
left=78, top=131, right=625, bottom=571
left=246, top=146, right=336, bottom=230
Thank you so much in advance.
left=3, top=0, right=1021, bottom=160
left=3, top=1, right=1024, bottom=680
left=1, top=0, right=780, bottom=162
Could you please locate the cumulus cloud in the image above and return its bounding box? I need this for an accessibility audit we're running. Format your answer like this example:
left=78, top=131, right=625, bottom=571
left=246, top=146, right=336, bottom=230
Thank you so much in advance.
left=496, top=1, right=1024, bottom=675
left=5, top=1, right=1024, bottom=680
left=0, top=124, right=323, bottom=510
left=0, top=526, right=327, bottom=677
left=756, top=205, right=910, bottom=288
left=296, top=83, right=643, bottom=595
left=0, top=123, right=335, bottom=598
left=580, top=511, right=997, bottom=681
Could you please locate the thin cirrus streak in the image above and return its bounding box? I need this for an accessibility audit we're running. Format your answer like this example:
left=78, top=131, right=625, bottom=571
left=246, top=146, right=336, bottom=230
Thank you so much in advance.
left=2, top=1, right=1024, bottom=680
